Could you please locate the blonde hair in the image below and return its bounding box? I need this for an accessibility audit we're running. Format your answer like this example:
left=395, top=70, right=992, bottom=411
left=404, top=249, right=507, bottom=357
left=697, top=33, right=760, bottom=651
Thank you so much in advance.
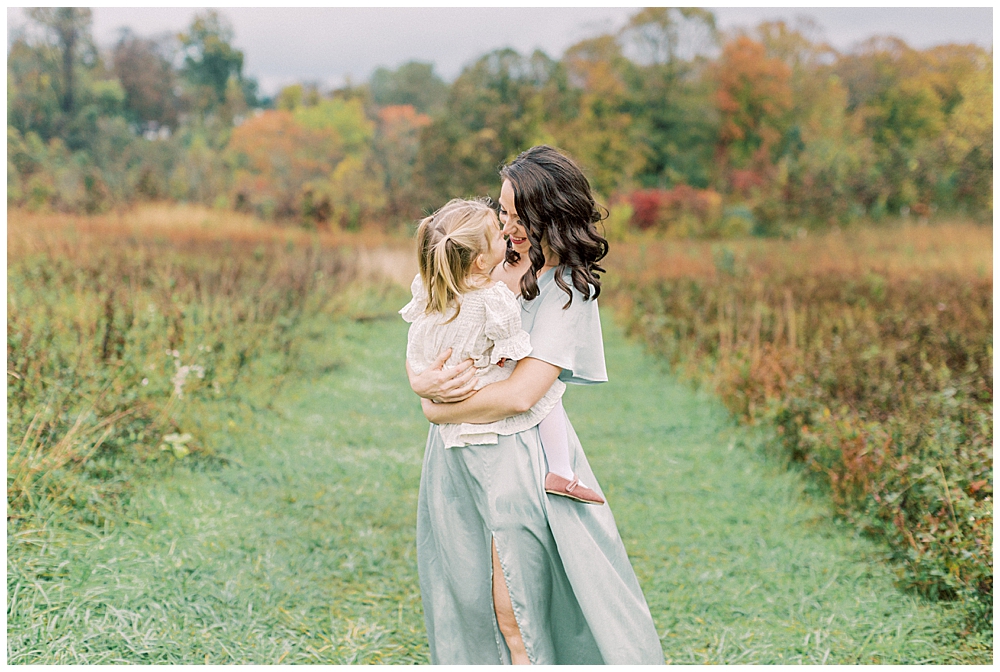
left=416, top=198, right=501, bottom=322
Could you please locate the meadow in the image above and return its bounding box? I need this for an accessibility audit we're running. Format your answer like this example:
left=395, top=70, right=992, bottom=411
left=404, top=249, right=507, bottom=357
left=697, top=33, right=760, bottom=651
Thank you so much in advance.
left=7, top=4, right=993, bottom=662
left=6, top=206, right=992, bottom=661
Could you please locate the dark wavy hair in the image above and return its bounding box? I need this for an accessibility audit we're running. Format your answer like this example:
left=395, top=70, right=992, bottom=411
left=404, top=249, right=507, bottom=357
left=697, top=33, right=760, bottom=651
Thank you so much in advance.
left=500, top=145, right=609, bottom=307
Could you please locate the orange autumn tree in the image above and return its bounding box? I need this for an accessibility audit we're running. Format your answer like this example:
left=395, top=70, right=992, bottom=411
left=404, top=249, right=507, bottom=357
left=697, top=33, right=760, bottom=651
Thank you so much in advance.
left=714, top=35, right=793, bottom=180
left=227, top=98, right=385, bottom=227
left=227, top=109, right=345, bottom=220
left=713, top=35, right=793, bottom=231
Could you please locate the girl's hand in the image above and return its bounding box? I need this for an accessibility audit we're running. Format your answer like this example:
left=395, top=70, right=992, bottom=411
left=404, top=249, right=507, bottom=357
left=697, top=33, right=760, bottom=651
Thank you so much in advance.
left=406, top=348, right=478, bottom=403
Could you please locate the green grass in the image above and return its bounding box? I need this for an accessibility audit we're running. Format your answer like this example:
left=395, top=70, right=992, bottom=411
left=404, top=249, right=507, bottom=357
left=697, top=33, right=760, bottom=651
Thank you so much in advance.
left=6, top=289, right=989, bottom=663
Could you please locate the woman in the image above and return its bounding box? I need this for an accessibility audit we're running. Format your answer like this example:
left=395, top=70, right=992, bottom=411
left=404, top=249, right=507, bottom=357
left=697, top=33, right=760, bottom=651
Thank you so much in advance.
left=407, top=145, right=663, bottom=664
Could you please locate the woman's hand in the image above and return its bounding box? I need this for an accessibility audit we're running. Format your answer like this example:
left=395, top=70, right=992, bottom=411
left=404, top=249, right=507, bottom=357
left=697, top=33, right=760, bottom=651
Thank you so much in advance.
left=406, top=348, right=478, bottom=403
left=422, top=397, right=443, bottom=423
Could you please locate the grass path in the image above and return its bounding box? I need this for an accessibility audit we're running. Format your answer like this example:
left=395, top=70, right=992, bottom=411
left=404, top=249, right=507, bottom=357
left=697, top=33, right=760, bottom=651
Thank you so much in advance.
left=7, top=295, right=974, bottom=663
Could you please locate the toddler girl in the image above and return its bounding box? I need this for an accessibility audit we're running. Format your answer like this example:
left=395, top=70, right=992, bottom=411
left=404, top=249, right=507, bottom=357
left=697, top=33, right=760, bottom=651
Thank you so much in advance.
left=400, top=198, right=603, bottom=505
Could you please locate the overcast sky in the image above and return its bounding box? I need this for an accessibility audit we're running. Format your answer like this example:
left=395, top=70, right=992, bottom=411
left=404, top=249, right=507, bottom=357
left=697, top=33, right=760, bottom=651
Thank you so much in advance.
left=7, top=5, right=994, bottom=96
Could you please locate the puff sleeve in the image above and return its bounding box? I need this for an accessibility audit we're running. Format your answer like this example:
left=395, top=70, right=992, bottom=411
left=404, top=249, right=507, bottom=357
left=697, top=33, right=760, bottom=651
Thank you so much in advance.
left=483, top=282, right=532, bottom=364
left=399, top=274, right=427, bottom=323
left=521, top=272, right=608, bottom=385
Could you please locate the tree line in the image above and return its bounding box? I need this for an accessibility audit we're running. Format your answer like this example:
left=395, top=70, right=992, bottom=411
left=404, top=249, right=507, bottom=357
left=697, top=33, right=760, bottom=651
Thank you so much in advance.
left=7, top=8, right=992, bottom=235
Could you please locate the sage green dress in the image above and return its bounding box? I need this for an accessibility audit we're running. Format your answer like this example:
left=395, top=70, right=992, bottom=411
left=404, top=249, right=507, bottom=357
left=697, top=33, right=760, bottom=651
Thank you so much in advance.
left=415, top=270, right=664, bottom=664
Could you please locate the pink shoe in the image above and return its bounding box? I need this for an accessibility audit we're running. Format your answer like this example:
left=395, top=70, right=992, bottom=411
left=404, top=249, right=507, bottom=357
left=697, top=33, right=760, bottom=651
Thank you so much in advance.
left=544, top=473, right=605, bottom=505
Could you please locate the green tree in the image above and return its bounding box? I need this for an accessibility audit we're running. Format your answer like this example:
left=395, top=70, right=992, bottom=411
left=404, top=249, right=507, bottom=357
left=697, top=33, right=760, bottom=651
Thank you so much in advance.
left=939, top=53, right=992, bottom=214
left=9, top=7, right=120, bottom=150
left=415, top=48, right=558, bottom=207
left=276, top=82, right=321, bottom=111
left=8, top=6, right=137, bottom=213
left=753, top=21, right=873, bottom=226
left=554, top=35, right=643, bottom=196
left=25, top=7, right=93, bottom=115
left=178, top=10, right=247, bottom=115
left=833, top=37, right=984, bottom=213
left=369, top=61, right=448, bottom=115
left=7, top=35, right=65, bottom=141
left=620, top=7, right=717, bottom=68
left=619, top=7, right=720, bottom=188
left=292, top=98, right=374, bottom=154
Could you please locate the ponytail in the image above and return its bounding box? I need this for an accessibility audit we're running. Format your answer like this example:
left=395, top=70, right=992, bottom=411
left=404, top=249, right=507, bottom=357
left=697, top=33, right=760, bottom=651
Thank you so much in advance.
left=428, top=234, right=463, bottom=319
left=414, top=199, right=500, bottom=323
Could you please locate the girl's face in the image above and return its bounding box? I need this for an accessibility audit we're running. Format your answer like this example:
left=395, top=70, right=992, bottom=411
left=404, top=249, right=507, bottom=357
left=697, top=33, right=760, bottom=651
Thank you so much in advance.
left=482, top=215, right=506, bottom=270
left=498, top=179, right=529, bottom=256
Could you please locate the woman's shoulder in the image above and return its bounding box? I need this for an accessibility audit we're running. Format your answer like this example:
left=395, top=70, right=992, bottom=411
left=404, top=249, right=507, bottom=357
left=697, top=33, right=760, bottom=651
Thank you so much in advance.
left=527, top=269, right=607, bottom=384
left=536, top=269, right=599, bottom=309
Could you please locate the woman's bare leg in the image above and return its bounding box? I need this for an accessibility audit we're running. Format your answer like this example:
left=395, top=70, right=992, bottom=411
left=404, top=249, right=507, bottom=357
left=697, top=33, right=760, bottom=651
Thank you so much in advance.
left=492, top=539, right=530, bottom=665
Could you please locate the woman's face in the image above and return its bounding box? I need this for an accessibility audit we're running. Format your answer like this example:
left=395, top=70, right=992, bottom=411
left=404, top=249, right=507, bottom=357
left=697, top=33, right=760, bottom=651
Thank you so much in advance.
left=498, top=179, right=529, bottom=256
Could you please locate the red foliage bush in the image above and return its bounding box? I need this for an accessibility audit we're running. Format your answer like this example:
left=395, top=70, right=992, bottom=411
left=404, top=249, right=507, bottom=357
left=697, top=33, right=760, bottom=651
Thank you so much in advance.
left=628, top=189, right=664, bottom=230
left=625, top=186, right=724, bottom=232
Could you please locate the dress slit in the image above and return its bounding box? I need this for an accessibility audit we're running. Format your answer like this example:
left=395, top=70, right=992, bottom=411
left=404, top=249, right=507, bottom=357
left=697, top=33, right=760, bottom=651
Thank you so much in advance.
left=488, top=534, right=507, bottom=663
left=492, top=534, right=533, bottom=664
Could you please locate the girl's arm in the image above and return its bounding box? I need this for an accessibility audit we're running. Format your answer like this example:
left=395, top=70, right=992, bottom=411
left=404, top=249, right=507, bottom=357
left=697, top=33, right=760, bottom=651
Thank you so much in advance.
left=422, top=357, right=561, bottom=424
left=406, top=348, right=479, bottom=403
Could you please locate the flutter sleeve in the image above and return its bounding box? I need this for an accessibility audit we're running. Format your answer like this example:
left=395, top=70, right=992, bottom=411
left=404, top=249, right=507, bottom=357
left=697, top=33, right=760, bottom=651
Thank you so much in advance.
left=522, top=273, right=608, bottom=385
left=399, top=274, right=427, bottom=323
left=483, top=282, right=532, bottom=364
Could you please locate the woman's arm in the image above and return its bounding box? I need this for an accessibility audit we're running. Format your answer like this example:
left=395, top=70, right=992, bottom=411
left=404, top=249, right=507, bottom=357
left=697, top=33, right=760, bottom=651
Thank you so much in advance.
left=422, top=357, right=561, bottom=425
left=406, top=348, right=479, bottom=403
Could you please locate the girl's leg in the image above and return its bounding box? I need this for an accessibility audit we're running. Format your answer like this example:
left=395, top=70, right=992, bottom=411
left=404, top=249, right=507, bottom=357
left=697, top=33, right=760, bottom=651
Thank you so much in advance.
left=538, top=400, right=604, bottom=504
left=537, top=400, right=574, bottom=479
left=492, top=539, right=530, bottom=665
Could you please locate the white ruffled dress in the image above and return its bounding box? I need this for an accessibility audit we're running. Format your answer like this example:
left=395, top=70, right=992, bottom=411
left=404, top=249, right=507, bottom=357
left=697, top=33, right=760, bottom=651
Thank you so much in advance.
left=400, top=274, right=566, bottom=449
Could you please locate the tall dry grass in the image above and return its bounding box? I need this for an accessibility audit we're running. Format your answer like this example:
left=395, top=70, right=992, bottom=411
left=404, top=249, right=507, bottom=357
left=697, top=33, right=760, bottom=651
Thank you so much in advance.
left=609, top=221, right=992, bottom=283
left=8, top=202, right=415, bottom=255
left=606, top=220, right=993, bottom=631
left=7, top=204, right=416, bottom=528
